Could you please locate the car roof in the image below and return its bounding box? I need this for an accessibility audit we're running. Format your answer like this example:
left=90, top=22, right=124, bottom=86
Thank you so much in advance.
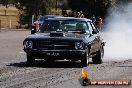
left=41, top=15, right=58, bottom=17
left=45, top=17, right=92, bottom=22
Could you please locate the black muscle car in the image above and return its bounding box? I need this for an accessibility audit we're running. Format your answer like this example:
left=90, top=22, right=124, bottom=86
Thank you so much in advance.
left=23, top=17, right=105, bottom=67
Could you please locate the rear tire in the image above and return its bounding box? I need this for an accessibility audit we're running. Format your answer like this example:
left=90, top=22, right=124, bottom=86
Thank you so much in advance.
left=92, top=46, right=104, bottom=64
left=81, top=49, right=89, bottom=67
left=27, top=54, right=35, bottom=66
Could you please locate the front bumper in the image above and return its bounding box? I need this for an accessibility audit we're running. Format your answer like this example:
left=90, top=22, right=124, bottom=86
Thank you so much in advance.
left=24, top=49, right=86, bottom=60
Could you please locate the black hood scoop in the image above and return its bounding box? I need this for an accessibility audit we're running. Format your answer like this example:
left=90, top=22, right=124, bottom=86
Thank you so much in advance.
left=50, top=31, right=64, bottom=37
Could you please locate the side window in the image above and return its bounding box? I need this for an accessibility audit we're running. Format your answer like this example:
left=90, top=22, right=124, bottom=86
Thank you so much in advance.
left=83, top=22, right=90, bottom=33
left=90, top=22, right=99, bottom=33
left=87, top=22, right=93, bottom=34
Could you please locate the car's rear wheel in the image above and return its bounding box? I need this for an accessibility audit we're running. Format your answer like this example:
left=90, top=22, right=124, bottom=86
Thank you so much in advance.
left=27, top=54, right=35, bottom=66
left=92, top=46, right=104, bottom=64
left=81, top=49, right=89, bottom=67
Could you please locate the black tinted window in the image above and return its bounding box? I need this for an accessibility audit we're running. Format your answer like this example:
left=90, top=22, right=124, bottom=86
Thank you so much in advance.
left=91, top=23, right=99, bottom=33
left=40, top=20, right=89, bottom=33
left=87, top=22, right=93, bottom=33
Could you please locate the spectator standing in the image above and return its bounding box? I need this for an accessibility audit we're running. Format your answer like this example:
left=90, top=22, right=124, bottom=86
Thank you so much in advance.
left=36, top=19, right=39, bottom=32
left=79, top=11, right=85, bottom=18
left=77, top=11, right=85, bottom=18
left=77, top=11, right=81, bottom=18
left=96, top=16, right=103, bottom=31
left=90, top=16, right=96, bottom=23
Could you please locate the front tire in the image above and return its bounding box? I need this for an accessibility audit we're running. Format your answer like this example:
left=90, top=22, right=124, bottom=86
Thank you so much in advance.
left=92, top=46, right=104, bottom=64
left=27, top=54, right=35, bottom=66
left=81, top=49, right=89, bottom=67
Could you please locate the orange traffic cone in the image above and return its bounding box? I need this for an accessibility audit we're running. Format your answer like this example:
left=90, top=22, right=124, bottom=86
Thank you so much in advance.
left=79, top=68, right=91, bottom=86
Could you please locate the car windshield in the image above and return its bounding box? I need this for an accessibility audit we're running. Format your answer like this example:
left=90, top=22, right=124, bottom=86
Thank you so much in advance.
left=39, top=20, right=89, bottom=33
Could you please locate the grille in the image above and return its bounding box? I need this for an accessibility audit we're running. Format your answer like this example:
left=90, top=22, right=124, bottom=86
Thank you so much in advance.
left=38, top=41, right=74, bottom=50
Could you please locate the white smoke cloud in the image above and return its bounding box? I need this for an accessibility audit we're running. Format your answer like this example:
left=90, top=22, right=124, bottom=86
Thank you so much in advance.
left=103, top=2, right=132, bottom=61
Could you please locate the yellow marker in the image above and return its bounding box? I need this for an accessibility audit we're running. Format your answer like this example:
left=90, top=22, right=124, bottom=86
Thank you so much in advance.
left=81, top=68, right=88, bottom=78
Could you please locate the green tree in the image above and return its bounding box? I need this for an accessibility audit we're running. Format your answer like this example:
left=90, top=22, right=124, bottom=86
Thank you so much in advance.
left=15, top=0, right=56, bottom=27
left=68, top=0, right=111, bottom=18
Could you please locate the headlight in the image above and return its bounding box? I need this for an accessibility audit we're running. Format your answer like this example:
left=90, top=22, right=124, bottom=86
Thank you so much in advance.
left=23, top=41, right=33, bottom=49
left=75, top=42, right=84, bottom=50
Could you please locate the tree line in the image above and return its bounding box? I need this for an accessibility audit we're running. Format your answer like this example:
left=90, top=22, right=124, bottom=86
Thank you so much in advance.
left=2, top=0, right=131, bottom=26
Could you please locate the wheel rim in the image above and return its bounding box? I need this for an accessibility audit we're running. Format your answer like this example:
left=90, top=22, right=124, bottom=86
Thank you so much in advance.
left=101, top=47, right=104, bottom=58
left=86, top=49, right=89, bottom=65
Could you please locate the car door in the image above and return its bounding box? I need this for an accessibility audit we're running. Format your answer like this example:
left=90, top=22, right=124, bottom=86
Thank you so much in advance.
left=87, top=21, right=100, bottom=53
left=90, top=22, right=102, bottom=51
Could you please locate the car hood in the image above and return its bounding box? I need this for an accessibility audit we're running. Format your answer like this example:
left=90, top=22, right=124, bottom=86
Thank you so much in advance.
left=25, top=32, right=90, bottom=42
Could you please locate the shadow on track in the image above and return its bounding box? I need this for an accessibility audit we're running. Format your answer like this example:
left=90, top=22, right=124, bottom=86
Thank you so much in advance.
left=7, top=60, right=92, bottom=68
left=117, top=66, right=132, bottom=68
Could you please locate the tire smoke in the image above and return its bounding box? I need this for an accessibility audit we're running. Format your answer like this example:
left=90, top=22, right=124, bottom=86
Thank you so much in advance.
left=103, top=2, right=132, bottom=61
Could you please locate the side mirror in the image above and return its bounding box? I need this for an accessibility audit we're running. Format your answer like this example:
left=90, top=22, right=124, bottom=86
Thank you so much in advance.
left=92, top=30, right=96, bottom=34
left=92, top=28, right=98, bottom=34
left=31, top=28, right=36, bottom=34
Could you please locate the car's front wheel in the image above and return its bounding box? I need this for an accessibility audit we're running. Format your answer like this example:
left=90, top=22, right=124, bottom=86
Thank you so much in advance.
left=92, top=46, right=104, bottom=64
left=81, top=49, right=89, bottom=67
left=27, top=54, right=35, bottom=66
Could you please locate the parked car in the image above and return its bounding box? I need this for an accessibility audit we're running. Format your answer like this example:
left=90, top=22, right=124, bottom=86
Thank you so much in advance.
left=31, top=15, right=59, bottom=34
left=33, top=15, right=58, bottom=26
left=23, top=17, right=105, bottom=67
